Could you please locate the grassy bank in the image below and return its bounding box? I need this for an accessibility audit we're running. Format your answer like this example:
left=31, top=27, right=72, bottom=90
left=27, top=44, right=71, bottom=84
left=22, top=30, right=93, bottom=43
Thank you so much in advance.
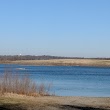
left=1, top=59, right=110, bottom=67
left=0, top=93, right=110, bottom=110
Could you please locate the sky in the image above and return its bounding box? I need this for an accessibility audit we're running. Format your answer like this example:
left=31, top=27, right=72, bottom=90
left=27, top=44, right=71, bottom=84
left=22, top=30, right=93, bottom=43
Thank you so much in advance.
left=0, top=0, right=110, bottom=57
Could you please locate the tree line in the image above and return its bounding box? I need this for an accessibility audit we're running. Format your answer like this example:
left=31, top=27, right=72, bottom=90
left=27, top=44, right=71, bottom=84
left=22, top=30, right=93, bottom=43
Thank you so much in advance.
left=0, top=55, right=109, bottom=61
left=0, top=55, right=84, bottom=61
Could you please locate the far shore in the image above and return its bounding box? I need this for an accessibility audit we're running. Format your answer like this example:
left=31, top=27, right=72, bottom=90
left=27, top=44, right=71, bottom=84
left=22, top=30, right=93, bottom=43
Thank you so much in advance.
left=0, top=59, right=110, bottom=67
left=0, top=93, right=110, bottom=110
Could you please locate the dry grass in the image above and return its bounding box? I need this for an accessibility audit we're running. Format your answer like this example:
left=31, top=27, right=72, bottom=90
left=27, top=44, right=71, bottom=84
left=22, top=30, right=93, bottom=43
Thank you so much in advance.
left=0, top=71, right=51, bottom=96
left=2, top=59, right=110, bottom=67
left=0, top=72, right=37, bottom=96
left=0, top=94, right=110, bottom=110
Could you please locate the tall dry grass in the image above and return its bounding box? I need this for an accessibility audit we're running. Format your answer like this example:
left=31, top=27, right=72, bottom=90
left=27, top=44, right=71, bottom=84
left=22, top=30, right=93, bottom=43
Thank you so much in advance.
left=0, top=69, right=52, bottom=96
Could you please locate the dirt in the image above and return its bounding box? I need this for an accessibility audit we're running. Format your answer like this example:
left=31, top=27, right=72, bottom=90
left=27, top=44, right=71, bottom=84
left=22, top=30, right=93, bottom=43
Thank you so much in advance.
left=0, top=94, right=110, bottom=110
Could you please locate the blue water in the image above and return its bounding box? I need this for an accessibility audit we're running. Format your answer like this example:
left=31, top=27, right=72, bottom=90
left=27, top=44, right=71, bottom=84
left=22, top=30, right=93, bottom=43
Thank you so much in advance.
left=0, top=64, right=110, bottom=97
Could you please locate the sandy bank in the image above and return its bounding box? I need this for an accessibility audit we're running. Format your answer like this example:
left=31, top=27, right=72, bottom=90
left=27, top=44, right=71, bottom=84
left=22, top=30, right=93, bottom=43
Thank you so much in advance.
left=0, top=93, right=110, bottom=110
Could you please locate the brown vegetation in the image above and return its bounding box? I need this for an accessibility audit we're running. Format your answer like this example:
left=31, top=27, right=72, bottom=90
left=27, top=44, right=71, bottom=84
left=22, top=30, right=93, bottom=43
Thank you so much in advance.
left=1, top=55, right=110, bottom=67
left=2, top=59, right=110, bottom=67
left=0, top=55, right=83, bottom=61
left=0, top=94, right=110, bottom=110
left=0, top=72, right=51, bottom=96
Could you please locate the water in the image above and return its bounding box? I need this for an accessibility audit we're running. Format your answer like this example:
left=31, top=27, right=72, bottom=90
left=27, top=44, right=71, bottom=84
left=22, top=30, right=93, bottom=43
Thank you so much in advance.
left=0, top=64, right=110, bottom=97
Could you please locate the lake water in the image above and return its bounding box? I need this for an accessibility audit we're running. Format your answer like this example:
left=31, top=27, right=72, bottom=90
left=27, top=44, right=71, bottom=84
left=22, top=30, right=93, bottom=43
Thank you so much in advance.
left=0, top=64, right=110, bottom=97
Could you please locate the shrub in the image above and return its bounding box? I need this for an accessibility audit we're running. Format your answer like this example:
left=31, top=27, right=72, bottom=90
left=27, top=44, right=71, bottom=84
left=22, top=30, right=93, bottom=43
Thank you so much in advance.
left=0, top=71, right=52, bottom=96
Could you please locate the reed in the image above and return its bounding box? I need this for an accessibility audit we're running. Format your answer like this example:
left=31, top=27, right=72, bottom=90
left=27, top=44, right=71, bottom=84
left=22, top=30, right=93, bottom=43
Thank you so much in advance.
left=0, top=69, right=51, bottom=96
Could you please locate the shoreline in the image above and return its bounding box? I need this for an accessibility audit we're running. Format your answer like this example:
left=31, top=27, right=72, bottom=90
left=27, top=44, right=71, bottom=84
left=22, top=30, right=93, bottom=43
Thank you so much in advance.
left=0, top=93, right=110, bottom=110
left=0, top=59, right=110, bottom=67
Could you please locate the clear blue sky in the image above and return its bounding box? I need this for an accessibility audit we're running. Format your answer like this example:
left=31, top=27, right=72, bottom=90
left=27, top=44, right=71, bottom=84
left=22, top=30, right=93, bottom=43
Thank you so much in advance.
left=0, top=0, right=110, bottom=57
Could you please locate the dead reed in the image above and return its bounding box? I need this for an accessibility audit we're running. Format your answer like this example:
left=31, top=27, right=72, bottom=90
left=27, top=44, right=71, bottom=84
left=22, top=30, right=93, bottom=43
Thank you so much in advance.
left=0, top=69, right=52, bottom=96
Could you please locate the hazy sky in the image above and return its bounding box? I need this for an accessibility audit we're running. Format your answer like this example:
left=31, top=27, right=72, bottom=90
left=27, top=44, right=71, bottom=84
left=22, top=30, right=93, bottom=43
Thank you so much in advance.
left=0, top=0, right=110, bottom=57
